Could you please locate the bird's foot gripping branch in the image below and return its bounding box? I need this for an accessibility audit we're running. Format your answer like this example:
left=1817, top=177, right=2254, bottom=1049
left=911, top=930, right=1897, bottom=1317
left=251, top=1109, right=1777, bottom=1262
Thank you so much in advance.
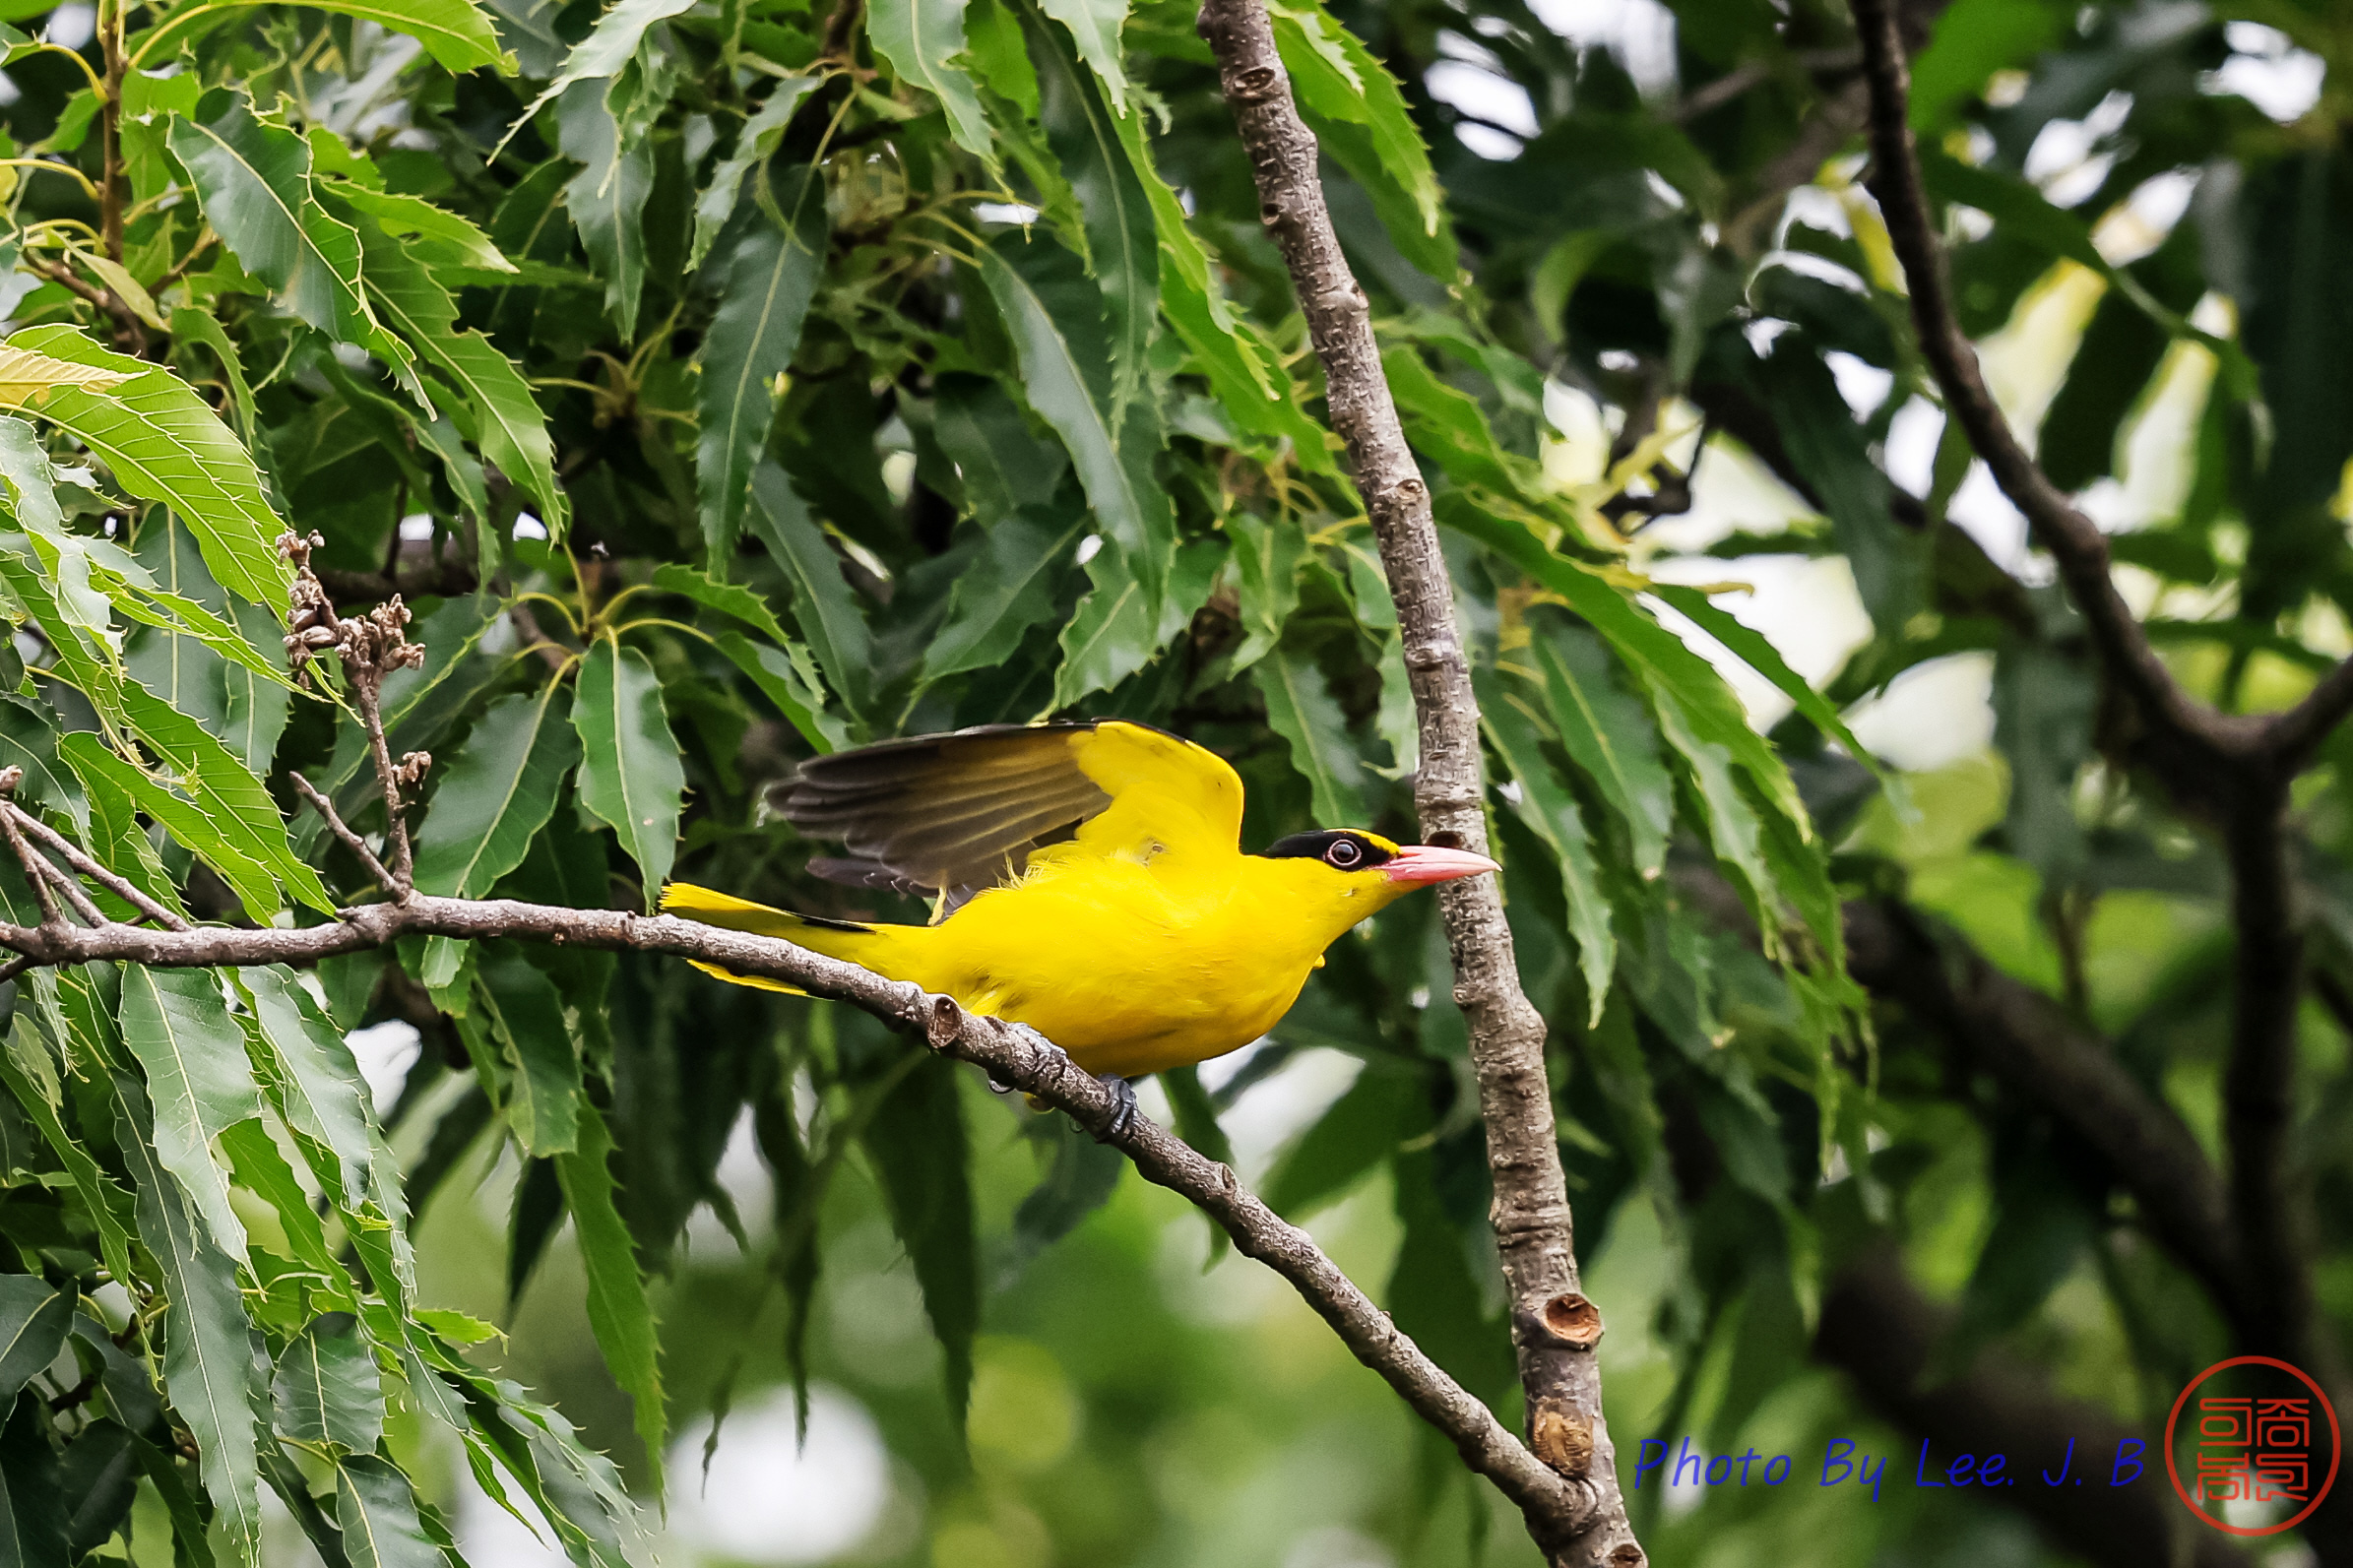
left=0, top=528, right=1601, bottom=1552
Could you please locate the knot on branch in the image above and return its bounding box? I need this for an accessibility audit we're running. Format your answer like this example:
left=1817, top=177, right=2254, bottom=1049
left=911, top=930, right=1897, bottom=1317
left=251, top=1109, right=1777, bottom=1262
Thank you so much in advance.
left=1232, top=64, right=1280, bottom=101
left=926, top=994, right=962, bottom=1050
left=1531, top=1403, right=1592, bottom=1477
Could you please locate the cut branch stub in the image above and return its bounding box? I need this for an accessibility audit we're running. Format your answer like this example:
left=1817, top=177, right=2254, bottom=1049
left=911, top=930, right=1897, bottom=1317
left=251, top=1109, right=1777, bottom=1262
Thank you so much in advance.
left=1542, top=1292, right=1604, bottom=1350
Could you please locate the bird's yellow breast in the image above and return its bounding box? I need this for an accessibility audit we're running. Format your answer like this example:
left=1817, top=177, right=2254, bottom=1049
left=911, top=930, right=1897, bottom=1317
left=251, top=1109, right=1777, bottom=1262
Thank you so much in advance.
left=872, top=847, right=1384, bottom=1078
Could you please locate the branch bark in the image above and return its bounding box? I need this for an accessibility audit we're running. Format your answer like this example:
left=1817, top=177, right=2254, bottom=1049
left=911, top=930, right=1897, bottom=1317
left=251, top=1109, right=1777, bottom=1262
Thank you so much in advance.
left=1193, top=4, right=1637, bottom=1563
left=0, top=888, right=1589, bottom=1541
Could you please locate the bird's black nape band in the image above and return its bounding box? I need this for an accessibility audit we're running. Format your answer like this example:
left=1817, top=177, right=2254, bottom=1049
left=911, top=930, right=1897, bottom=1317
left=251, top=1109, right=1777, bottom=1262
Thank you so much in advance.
left=1253, top=830, right=1394, bottom=869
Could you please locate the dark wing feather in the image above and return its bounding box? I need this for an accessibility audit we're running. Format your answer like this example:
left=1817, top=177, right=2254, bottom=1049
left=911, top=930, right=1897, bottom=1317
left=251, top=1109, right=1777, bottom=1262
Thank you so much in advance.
left=772, top=722, right=1113, bottom=899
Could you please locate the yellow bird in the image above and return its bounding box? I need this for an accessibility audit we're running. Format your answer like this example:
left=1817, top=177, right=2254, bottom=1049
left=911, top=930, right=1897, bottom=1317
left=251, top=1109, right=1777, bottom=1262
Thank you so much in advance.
left=664, top=721, right=1496, bottom=1120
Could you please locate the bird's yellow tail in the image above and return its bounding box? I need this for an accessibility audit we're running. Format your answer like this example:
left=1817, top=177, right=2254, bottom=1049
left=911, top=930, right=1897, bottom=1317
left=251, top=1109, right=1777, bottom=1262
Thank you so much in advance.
left=659, top=883, right=899, bottom=993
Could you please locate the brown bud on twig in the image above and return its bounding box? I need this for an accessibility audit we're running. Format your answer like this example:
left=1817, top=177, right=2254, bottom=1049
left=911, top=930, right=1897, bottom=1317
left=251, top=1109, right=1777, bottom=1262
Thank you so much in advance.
left=395, top=752, right=431, bottom=788
left=0, top=767, right=23, bottom=798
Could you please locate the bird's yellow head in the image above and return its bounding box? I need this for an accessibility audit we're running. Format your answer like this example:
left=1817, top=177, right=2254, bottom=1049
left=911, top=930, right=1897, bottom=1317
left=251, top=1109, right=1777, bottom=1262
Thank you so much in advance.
left=1249, top=829, right=1501, bottom=941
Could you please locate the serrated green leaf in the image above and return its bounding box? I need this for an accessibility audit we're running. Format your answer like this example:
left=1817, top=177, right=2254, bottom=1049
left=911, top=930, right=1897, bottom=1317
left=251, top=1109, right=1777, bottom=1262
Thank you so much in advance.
left=1225, top=512, right=1305, bottom=673
left=3, top=327, right=287, bottom=607
left=509, top=0, right=698, bottom=137
left=1477, top=665, right=1616, bottom=1023
left=557, top=81, right=655, bottom=340
left=573, top=640, right=683, bottom=907
left=647, top=564, right=792, bottom=643
left=859, top=1053, right=976, bottom=1430
left=1159, top=1063, right=1233, bottom=1260
left=748, top=463, right=872, bottom=725
left=333, top=1456, right=443, bottom=1568
left=1527, top=620, right=1673, bottom=880
left=237, top=967, right=381, bottom=1216
left=930, top=373, right=1065, bottom=519
left=1267, top=0, right=1450, bottom=277
left=925, top=507, right=1086, bottom=683
left=1648, top=583, right=1882, bottom=780
left=0, top=1280, right=70, bottom=1403
left=167, top=102, right=414, bottom=390
left=413, top=684, right=580, bottom=900
left=980, top=235, right=1174, bottom=609
left=1008, top=1115, right=1122, bottom=1269
left=0, top=1024, right=136, bottom=1290
left=0, top=696, right=84, bottom=832
left=692, top=78, right=820, bottom=271
left=1263, top=1065, right=1408, bottom=1218
left=711, top=631, right=846, bottom=753
left=1030, top=6, right=1152, bottom=416
left=109, top=1069, right=265, bottom=1568
left=1053, top=533, right=1221, bottom=708
left=867, top=0, right=994, bottom=161
left=697, top=173, right=827, bottom=564
left=274, top=1314, right=383, bottom=1454
left=335, top=184, right=513, bottom=273
left=60, top=1421, right=139, bottom=1556
left=1256, top=644, right=1367, bottom=826
left=54, top=735, right=204, bottom=919
left=477, top=947, right=579, bottom=1156
left=118, top=966, right=260, bottom=1260
left=553, top=1102, right=665, bottom=1501
left=353, top=222, right=566, bottom=531
left=134, top=0, right=505, bottom=73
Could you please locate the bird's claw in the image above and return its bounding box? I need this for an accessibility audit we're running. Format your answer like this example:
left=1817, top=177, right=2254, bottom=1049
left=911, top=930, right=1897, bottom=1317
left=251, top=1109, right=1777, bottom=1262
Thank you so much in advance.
left=1094, top=1074, right=1140, bottom=1144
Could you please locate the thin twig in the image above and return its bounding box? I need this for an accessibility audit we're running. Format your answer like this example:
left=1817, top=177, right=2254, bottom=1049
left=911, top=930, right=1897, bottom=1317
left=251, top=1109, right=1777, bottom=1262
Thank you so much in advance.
left=288, top=772, right=394, bottom=890
left=0, top=791, right=65, bottom=930
left=26, top=849, right=106, bottom=928
left=8, top=807, right=189, bottom=930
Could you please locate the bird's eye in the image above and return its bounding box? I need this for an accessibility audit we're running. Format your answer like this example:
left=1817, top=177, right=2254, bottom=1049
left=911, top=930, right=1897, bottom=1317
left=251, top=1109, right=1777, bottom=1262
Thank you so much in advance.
left=1326, top=839, right=1364, bottom=869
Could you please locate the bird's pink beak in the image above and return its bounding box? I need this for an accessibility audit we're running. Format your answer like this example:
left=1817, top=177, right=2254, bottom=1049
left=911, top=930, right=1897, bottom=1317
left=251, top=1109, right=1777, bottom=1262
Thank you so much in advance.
left=1383, top=844, right=1502, bottom=886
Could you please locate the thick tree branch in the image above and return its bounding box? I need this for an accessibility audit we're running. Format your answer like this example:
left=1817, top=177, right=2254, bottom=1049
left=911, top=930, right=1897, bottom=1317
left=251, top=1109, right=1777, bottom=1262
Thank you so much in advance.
left=1815, top=1247, right=2253, bottom=1568
left=1194, top=4, right=1637, bottom=1563
left=1845, top=0, right=2262, bottom=793
left=0, top=888, right=1588, bottom=1540
left=1842, top=901, right=2241, bottom=1307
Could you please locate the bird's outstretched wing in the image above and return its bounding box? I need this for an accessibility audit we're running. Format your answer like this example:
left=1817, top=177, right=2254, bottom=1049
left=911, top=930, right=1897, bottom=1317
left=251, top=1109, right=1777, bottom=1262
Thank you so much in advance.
left=774, top=720, right=1243, bottom=903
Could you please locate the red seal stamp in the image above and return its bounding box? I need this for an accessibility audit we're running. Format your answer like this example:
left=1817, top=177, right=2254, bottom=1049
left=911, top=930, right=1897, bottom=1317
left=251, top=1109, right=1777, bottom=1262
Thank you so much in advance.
left=2165, top=1356, right=2340, bottom=1537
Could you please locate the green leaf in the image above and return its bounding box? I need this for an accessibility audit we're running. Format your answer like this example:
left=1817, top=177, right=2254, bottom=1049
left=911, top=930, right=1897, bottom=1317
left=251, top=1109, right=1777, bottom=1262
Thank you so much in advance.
left=58, top=733, right=271, bottom=915
left=0, top=697, right=85, bottom=832
left=60, top=1422, right=139, bottom=1557
left=1255, top=645, right=1367, bottom=826
left=273, top=1314, right=384, bottom=1454
left=1034, top=0, right=1130, bottom=110
left=1053, top=533, right=1222, bottom=708
left=1008, top=1115, right=1123, bottom=1270
left=930, top=373, right=1065, bottom=520
left=859, top=1053, right=977, bottom=1430
left=133, top=0, right=506, bottom=73
left=509, top=0, right=698, bottom=137
left=5, top=327, right=288, bottom=607
left=1647, top=584, right=1882, bottom=779
left=0, top=1280, right=71, bottom=1403
left=553, top=1102, right=666, bottom=1500
left=0, top=1392, right=65, bottom=1568
left=166, top=308, right=257, bottom=443
left=648, top=564, right=793, bottom=643
left=573, top=640, right=684, bottom=906
left=1266, top=0, right=1451, bottom=278
left=476, top=947, right=580, bottom=1156
left=1224, top=512, right=1305, bottom=673
left=696, top=172, right=828, bottom=564
left=351, top=223, right=567, bottom=530
left=333, top=1456, right=445, bottom=1568
left=1526, top=618, right=1673, bottom=880
left=692, top=78, right=821, bottom=272
left=119, top=966, right=262, bottom=1260
left=118, top=676, right=337, bottom=913
left=1647, top=678, right=1775, bottom=941
left=109, top=1069, right=266, bottom=1568
left=748, top=463, right=873, bottom=724
left=1263, top=1065, right=1408, bottom=1218
left=166, top=101, right=413, bottom=389
left=0, top=1022, right=137, bottom=1291
left=1477, top=665, right=1616, bottom=1023
left=236, top=967, right=383, bottom=1217
left=924, top=506, right=1086, bottom=683
left=334, top=183, right=514, bottom=274
left=558, top=82, right=656, bottom=340
left=1029, top=1, right=1153, bottom=414
left=867, top=0, right=994, bottom=162
left=413, top=684, right=581, bottom=900
left=980, top=235, right=1174, bottom=609
left=1159, top=1063, right=1234, bottom=1260
left=711, top=632, right=848, bottom=753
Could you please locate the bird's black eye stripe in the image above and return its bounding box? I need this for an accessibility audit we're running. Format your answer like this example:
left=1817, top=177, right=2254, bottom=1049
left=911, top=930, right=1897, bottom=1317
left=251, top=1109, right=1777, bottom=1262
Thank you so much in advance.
left=1253, top=830, right=1392, bottom=869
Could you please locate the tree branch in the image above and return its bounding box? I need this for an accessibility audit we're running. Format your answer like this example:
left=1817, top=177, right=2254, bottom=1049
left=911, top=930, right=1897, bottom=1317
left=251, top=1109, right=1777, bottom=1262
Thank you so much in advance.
left=0, top=888, right=1589, bottom=1540
left=1814, top=1246, right=2254, bottom=1568
left=1842, top=900, right=2241, bottom=1308
left=1194, top=3, right=1638, bottom=1562
left=1844, top=0, right=2262, bottom=793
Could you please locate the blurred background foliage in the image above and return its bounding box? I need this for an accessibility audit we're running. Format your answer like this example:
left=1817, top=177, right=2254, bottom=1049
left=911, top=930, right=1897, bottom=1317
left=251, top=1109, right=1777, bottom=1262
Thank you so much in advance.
left=0, top=0, right=2340, bottom=1561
